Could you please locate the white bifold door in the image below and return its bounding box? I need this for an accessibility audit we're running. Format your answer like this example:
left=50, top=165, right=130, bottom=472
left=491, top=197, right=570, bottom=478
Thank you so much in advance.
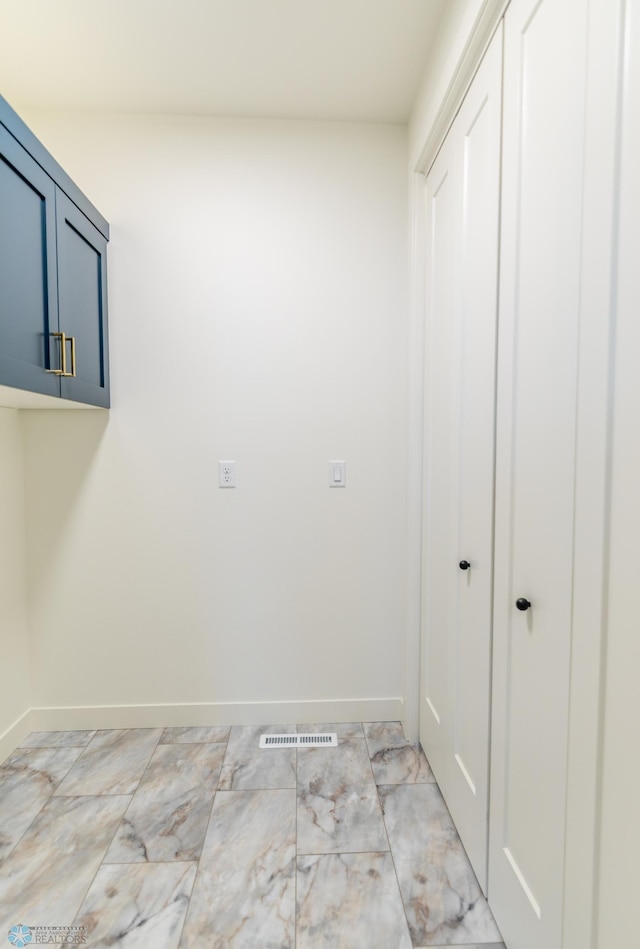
left=488, top=0, right=589, bottom=946
left=419, top=25, right=502, bottom=893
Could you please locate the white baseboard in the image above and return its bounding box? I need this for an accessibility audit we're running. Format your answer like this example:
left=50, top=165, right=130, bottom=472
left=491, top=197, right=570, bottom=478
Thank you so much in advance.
left=0, top=708, right=32, bottom=763
left=28, top=697, right=404, bottom=733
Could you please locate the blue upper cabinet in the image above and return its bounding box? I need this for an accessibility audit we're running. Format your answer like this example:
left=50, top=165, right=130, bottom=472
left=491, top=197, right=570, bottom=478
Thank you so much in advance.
left=0, top=96, right=110, bottom=407
left=0, top=125, right=60, bottom=396
left=56, top=191, right=109, bottom=407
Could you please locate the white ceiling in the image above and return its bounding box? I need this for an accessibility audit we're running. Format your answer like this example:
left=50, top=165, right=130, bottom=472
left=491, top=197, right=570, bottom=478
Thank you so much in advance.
left=0, top=0, right=446, bottom=124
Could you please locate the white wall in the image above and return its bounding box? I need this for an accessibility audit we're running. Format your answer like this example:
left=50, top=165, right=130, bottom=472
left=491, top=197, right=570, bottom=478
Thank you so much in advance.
left=19, top=112, right=408, bottom=726
left=0, top=408, right=31, bottom=755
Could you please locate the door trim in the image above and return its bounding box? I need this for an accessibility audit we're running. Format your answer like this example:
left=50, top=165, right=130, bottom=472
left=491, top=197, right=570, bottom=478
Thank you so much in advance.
left=414, top=0, right=508, bottom=177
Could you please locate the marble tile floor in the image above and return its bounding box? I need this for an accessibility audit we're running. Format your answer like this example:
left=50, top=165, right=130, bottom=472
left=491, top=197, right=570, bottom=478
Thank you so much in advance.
left=0, top=722, right=504, bottom=948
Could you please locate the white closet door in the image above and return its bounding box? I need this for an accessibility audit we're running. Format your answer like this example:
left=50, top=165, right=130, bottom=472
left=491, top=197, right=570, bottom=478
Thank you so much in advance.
left=420, top=26, right=502, bottom=893
left=489, top=0, right=588, bottom=946
left=420, top=125, right=458, bottom=790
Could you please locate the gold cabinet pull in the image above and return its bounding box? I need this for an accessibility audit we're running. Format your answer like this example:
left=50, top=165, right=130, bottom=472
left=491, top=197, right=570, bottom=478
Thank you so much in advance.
left=46, top=331, right=66, bottom=375
left=63, top=335, right=77, bottom=377
left=46, top=332, right=77, bottom=377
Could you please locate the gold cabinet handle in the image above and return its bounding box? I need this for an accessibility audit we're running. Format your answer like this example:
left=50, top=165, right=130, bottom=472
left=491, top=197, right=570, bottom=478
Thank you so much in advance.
left=63, top=335, right=77, bottom=377
left=46, top=332, right=77, bottom=377
left=46, top=331, right=66, bottom=375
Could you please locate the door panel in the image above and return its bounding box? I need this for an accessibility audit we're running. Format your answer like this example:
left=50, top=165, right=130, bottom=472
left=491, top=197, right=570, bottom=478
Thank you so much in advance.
left=420, top=26, right=502, bottom=894
left=421, top=134, right=458, bottom=786
left=56, top=189, right=110, bottom=407
left=489, top=0, right=588, bottom=946
left=449, top=29, right=502, bottom=892
left=0, top=125, right=60, bottom=396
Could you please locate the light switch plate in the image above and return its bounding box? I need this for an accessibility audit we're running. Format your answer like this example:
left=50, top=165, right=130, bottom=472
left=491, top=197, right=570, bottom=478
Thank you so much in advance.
left=329, top=460, right=346, bottom=487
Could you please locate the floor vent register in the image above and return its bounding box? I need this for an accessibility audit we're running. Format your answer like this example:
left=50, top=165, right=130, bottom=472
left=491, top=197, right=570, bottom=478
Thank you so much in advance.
left=259, top=733, right=338, bottom=748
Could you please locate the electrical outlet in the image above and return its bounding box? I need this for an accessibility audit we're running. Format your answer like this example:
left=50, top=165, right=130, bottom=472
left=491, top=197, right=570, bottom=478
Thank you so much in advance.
left=218, top=461, right=236, bottom=488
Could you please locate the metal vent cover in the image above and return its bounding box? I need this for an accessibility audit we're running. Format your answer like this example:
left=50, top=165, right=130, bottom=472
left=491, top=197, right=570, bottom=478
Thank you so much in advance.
left=259, top=733, right=338, bottom=748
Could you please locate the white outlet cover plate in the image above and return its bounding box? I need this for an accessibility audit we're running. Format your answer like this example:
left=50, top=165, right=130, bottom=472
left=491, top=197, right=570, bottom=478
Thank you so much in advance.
left=218, top=460, right=236, bottom=488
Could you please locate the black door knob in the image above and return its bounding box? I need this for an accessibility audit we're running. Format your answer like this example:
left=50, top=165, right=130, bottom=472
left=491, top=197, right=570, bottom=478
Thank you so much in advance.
left=516, top=598, right=531, bottom=611
left=459, top=560, right=470, bottom=570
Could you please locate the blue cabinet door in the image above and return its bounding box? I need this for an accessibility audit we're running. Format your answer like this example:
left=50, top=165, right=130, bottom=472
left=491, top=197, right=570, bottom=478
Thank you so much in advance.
left=56, top=190, right=110, bottom=407
left=0, top=125, right=61, bottom=396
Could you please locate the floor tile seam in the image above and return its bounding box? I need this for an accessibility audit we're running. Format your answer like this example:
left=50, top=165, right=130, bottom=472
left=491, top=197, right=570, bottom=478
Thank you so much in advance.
left=109, top=786, right=220, bottom=863
left=17, top=741, right=92, bottom=750
left=295, top=847, right=391, bottom=858
left=296, top=737, right=370, bottom=754
left=158, top=727, right=232, bottom=744
left=169, top=874, right=197, bottom=949
left=295, top=776, right=383, bottom=794
left=178, top=788, right=298, bottom=947
left=157, top=739, right=230, bottom=748
left=98, top=858, right=200, bottom=867
left=296, top=722, right=390, bottom=868
left=171, top=788, right=218, bottom=948
left=5, top=793, right=133, bottom=882
left=293, top=723, right=366, bottom=738
left=118, top=780, right=218, bottom=808
left=295, top=737, right=370, bottom=746
left=174, top=874, right=199, bottom=949
left=293, top=735, right=382, bottom=795
left=361, top=730, right=396, bottom=868
left=405, top=777, right=488, bottom=897
left=0, top=746, right=88, bottom=864
left=364, top=730, right=385, bottom=802
left=52, top=789, right=143, bottom=798
left=157, top=737, right=229, bottom=745
left=363, top=729, right=375, bottom=760
left=377, top=782, right=504, bottom=946
left=0, top=806, right=44, bottom=866
left=375, top=780, right=416, bottom=947
left=368, top=742, right=420, bottom=764
left=197, top=785, right=297, bottom=814
left=217, top=726, right=243, bottom=785
left=54, top=728, right=164, bottom=798
left=362, top=720, right=404, bottom=749
left=68, top=794, right=135, bottom=930
left=119, top=726, right=164, bottom=799
left=376, top=782, right=432, bottom=791
left=294, top=741, right=298, bottom=949
left=218, top=784, right=297, bottom=792
left=372, top=779, right=438, bottom=787
left=117, top=786, right=217, bottom=829
left=362, top=722, right=410, bottom=784
left=293, top=731, right=368, bottom=737
left=124, top=741, right=228, bottom=800
left=89, top=726, right=170, bottom=804
left=296, top=722, right=388, bottom=864
left=24, top=791, right=133, bottom=803
left=417, top=740, right=441, bottom=787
